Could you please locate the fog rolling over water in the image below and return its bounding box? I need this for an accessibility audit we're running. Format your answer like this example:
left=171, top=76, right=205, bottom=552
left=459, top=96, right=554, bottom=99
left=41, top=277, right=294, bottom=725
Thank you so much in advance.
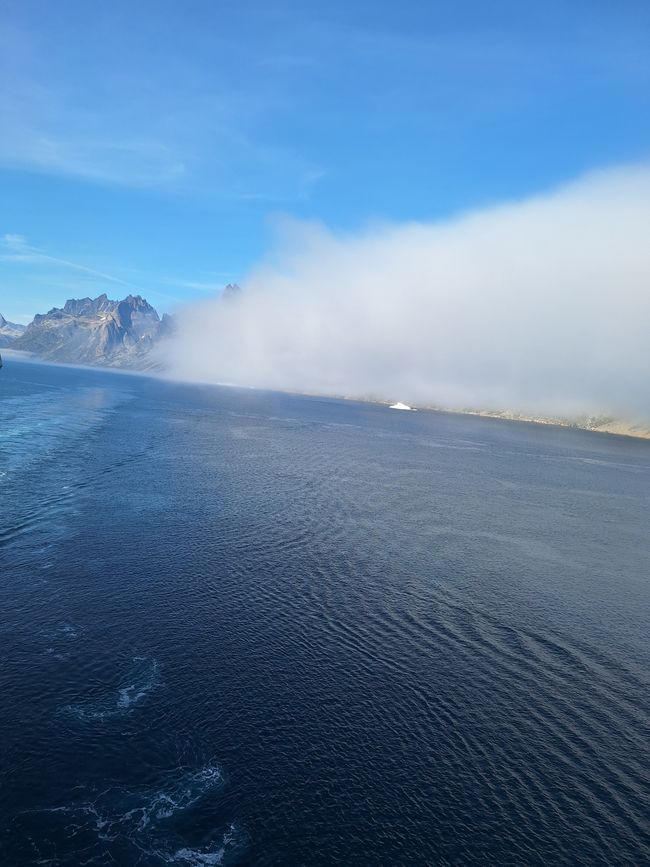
left=168, top=164, right=650, bottom=419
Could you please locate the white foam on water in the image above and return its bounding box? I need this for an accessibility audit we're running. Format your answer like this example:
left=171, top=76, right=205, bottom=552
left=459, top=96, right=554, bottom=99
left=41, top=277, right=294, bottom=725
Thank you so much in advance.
left=149, top=765, right=224, bottom=821
left=22, top=765, right=237, bottom=865
left=40, top=624, right=83, bottom=661
left=170, top=823, right=238, bottom=866
left=64, top=656, right=160, bottom=721
left=117, top=657, right=160, bottom=709
left=118, top=683, right=149, bottom=708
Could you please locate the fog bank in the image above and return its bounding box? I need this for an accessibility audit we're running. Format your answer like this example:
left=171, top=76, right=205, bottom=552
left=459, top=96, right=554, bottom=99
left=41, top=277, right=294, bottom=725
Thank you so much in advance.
left=167, top=164, right=650, bottom=419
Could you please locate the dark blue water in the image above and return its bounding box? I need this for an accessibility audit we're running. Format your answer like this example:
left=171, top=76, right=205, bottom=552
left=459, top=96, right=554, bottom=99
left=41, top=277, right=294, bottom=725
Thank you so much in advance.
left=1, top=357, right=649, bottom=866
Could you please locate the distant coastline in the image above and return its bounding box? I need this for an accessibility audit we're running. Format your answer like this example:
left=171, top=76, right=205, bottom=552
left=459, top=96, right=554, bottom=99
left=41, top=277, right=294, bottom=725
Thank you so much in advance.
left=4, top=349, right=649, bottom=443
left=438, top=407, right=650, bottom=441
left=344, top=395, right=650, bottom=442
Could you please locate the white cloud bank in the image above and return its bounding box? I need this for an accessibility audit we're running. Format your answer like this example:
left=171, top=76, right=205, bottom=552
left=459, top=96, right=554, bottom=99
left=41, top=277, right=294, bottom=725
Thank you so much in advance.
left=166, top=164, right=650, bottom=419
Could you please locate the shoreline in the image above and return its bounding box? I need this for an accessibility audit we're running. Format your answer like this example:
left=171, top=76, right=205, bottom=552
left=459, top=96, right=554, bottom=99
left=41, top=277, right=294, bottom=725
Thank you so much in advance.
left=437, top=406, right=650, bottom=441
left=4, top=350, right=649, bottom=443
left=337, top=395, right=650, bottom=442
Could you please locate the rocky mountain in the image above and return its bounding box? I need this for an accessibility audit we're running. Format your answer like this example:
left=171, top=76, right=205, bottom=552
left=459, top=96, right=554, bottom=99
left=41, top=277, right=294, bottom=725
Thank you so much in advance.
left=0, top=313, right=26, bottom=347
left=222, top=282, right=242, bottom=300
left=12, top=293, right=170, bottom=368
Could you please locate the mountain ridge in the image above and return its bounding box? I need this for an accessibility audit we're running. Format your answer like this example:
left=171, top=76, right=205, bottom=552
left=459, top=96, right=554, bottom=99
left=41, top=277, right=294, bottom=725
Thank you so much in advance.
left=11, top=293, right=168, bottom=368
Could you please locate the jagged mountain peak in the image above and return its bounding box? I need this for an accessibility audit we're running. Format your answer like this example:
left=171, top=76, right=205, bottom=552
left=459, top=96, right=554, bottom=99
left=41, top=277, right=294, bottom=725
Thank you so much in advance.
left=61, top=294, right=110, bottom=317
left=0, top=313, right=27, bottom=347
left=13, top=292, right=164, bottom=368
left=121, top=294, right=157, bottom=311
left=222, top=283, right=242, bottom=299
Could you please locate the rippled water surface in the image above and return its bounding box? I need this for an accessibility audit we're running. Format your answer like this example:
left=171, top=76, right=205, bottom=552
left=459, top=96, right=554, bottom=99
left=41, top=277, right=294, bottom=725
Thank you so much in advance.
left=1, top=358, right=649, bottom=865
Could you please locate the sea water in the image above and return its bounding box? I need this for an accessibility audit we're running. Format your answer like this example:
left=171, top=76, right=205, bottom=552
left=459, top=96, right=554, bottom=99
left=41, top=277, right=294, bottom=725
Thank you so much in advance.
left=1, top=358, right=649, bottom=865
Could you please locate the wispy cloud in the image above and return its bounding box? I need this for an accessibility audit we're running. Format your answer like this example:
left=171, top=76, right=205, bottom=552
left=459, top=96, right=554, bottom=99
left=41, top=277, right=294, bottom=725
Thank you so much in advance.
left=2, top=233, right=139, bottom=286
left=0, top=9, right=322, bottom=199
left=2, top=234, right=28, bottom=250
left=2, top=3, right=649, bottom=201
left=0, top=234, right=180, bottom=304
left=2, top=136, right=187, bottom=188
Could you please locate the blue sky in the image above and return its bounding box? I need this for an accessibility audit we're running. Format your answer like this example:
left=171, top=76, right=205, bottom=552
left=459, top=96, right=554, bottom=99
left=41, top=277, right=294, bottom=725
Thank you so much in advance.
left=1, top=0, right=649, bottom=322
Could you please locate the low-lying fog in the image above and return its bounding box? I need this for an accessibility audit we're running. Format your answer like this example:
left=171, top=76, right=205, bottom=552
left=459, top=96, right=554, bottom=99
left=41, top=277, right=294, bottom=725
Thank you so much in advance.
left=166, top=163, right=650, bottom=420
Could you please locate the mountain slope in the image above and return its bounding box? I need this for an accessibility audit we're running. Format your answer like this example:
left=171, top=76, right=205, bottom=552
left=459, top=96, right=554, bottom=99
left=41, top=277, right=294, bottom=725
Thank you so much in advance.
left=13, top=294, right=166, bottom=367
left=0, top=314, right=27, bottom=347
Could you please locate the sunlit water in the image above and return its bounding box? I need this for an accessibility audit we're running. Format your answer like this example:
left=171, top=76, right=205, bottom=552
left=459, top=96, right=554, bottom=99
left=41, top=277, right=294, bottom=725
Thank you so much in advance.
left=1, top=358, right=649, bottom=866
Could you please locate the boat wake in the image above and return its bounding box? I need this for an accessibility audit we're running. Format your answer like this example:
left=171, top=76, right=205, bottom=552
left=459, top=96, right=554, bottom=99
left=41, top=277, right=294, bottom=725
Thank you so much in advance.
left=63, top=656, right=161, bottom=721
left=11, top=764, right=241, bottom=866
